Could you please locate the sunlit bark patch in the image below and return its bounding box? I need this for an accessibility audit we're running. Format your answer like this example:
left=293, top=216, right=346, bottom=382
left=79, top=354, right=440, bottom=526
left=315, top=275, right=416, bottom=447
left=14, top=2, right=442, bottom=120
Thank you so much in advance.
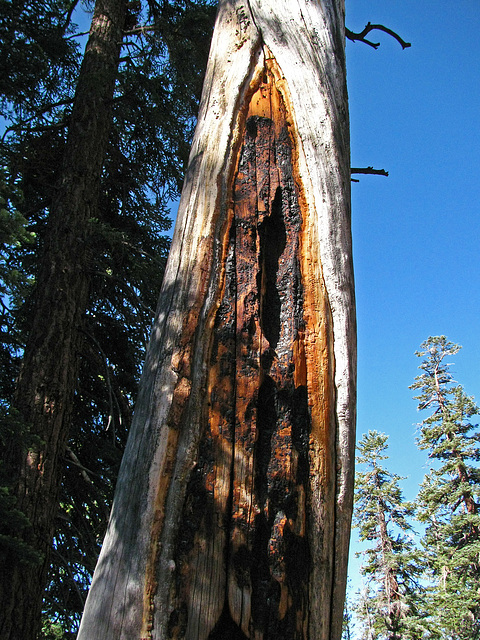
left=170, top=56, right=335, bottom=640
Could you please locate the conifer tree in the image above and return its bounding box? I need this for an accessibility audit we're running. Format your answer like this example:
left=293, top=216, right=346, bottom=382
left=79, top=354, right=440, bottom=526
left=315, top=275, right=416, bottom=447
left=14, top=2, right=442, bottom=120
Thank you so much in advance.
left=0, top=0, right=214, bottom=635
left=412, top=336, right=480, bottom=639
left=354, top=431, right=426, bottom=640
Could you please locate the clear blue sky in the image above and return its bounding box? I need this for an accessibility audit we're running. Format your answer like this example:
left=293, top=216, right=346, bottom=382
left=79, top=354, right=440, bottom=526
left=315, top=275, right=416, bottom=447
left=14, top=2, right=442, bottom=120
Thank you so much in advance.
left=346, top=0, right=480, bottom=595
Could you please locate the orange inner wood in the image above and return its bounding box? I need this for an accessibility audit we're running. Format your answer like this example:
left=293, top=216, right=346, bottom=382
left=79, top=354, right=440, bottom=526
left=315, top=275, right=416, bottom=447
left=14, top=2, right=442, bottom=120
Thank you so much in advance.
left=160, top=57, right=335, bottom=640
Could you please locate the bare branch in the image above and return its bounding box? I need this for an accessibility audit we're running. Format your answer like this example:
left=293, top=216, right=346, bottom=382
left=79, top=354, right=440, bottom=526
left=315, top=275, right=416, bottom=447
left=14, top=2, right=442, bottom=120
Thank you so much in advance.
left=351, top=167, right=389, bottom=182
left=1, top=98, right=73, bottom=141
left=346, top=23, right=411, bottom=50
left=66, top=30, right=90, bottom=40
left=64, top=447, right=111, bottom=522
left=123, top=23, right=156, bottom=36
left=61, top=0, right=80, bottom=35
left=81, top=329, right=118, bottom=443
left=65, top=447, right=100, bottom=483
left=50, top=547, right=86, bottom=607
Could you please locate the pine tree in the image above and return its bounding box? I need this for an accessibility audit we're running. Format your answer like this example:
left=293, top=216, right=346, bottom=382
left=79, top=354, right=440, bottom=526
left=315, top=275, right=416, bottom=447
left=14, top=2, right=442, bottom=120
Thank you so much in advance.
left=354, top=431, right=426, bottom=640
left=412, top=336, right=480, bottom=640
left=0, top=0, right=215, bottom=635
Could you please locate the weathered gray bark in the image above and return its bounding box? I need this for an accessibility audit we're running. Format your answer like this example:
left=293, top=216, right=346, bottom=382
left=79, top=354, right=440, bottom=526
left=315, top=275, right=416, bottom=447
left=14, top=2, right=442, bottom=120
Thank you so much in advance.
left=0, top=1, right=126, bottom=638
left=78, top=1, right=356, bottom=638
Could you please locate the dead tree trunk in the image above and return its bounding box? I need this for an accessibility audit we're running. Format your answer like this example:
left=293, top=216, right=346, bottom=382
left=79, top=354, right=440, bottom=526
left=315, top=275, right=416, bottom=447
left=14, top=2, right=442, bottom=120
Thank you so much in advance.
left=78, top=0, right=356, bottom=638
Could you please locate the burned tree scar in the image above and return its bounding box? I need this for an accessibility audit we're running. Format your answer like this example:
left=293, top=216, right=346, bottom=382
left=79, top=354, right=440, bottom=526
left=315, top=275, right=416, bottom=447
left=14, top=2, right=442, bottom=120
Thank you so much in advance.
left=170, top=58, right=334, bottom=640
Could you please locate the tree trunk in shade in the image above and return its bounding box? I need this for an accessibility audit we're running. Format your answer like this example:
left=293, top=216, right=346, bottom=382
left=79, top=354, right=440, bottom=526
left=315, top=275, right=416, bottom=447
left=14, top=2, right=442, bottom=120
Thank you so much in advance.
left=78, top=0, right=356, bottom=638
left=0, top=1, right=126, bottom=638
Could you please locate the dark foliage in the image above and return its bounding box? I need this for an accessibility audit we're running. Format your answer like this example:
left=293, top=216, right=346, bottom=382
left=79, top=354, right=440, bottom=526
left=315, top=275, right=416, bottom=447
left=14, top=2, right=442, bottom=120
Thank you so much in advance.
left=0, top=0, right=216, bottom=634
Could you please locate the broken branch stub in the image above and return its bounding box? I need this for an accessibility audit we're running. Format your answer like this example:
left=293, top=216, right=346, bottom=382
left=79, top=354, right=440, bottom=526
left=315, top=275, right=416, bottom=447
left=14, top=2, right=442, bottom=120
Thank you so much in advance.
left=346, top=22, right=411, bottom=49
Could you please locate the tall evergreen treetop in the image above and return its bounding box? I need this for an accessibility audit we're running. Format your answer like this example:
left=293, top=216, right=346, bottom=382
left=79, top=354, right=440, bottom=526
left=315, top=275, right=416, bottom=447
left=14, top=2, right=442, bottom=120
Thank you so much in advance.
left=412, top=336, right=480, bottom=640
left=354, top=431, right=426, bottom=640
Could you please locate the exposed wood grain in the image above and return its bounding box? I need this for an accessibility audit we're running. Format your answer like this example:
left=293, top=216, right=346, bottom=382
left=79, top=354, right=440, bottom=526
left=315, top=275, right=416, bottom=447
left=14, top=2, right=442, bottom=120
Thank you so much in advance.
left=78, top=1, right=355, bottom=639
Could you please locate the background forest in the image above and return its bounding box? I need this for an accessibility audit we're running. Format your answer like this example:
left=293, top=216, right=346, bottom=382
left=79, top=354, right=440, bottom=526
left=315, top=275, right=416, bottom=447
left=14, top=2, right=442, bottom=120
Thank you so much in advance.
left=0, top=0, right=479, bottom=638
left=0, top=0, right=216, bottom=636
left=349, top=336, right=480, bottom=639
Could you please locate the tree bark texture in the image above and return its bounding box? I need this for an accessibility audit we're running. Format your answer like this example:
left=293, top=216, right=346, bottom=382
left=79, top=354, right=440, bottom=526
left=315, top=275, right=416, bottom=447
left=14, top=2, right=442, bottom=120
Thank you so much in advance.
left=78, top=0, right=356, bottom=639
left=0, top=1, right=126, bottom=638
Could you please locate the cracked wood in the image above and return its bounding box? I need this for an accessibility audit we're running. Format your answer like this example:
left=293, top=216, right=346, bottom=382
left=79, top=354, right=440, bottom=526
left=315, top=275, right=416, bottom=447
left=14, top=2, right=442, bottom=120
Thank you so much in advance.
left=168, top=60, right=336, bottom=640
left=77, top=2, right=355, bottom=638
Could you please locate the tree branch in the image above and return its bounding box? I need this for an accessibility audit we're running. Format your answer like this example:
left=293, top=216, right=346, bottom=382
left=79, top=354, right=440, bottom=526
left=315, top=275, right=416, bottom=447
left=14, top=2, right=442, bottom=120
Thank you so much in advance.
left=66, top=30, right=90, bottom=40
left=1, top=98, right=73, bottom=141
left=50, top=547, right=86, bottom=607
left=64, top=447, right=111, bottom=522
left=61, top=0, right=80, bottom=35
left=123, top=23, right=156, bottom=36
left=81, top=329, right=119, bottom=443
left=346, top=23, right=411, bottom=50
left=65, top=447, right=101, bottom=483
left=351, top=167, right=389, bottom=182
